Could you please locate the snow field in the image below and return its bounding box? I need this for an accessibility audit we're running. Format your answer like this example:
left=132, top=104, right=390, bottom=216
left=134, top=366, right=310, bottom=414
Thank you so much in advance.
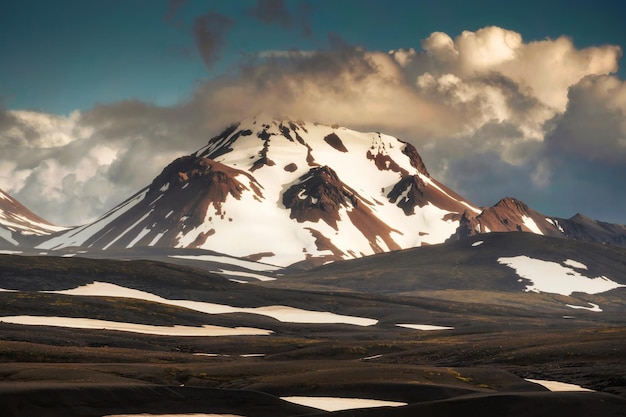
left=525, top=379, right=593, bottom=392
left=497, top=256, right=624, bottom=296
left=280, top=396, right=407, bottom=411
left=0, top=316, right=271, bottom=336
left=396, top=324, right=454, bottom=331
left=48, top=282, right=378, bottom=326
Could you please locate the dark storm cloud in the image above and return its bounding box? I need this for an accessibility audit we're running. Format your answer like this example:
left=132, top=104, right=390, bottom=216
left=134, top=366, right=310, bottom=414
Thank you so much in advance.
left=544, top=75, right=626, bottom=165
left=531, top=74, right=626, bottom=223
left=0, top=107, right=17, bottom=133
left=192, top=11, right=235, bottom=69
left=248, top=0, right=291, bottom=28
left=478, top=73, right=544, bottom=116
left=248, top=0, right=313, bottom=37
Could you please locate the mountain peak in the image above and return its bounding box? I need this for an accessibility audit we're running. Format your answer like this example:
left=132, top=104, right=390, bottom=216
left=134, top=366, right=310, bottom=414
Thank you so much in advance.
left=494, top=197, right=530, bottom=211
left=570, top=212, right=594, bottom=222
left=38, top=119, right=480, bottom=265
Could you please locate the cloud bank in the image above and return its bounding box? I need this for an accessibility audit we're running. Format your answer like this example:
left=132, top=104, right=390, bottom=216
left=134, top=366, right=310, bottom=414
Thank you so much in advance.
left=1, top=26, right=624, bottom=225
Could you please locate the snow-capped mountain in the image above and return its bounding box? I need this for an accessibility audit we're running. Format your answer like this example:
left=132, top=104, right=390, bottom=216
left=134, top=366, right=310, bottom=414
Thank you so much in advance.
left=35, top=116, right=626, bottom=265
left=37, top=116, right=481, bottom=266
left=0, top=188, right=67, bottom=247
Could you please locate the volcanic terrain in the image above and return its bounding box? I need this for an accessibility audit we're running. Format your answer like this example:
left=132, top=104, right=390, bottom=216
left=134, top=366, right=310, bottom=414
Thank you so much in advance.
left=1, top=117, right=626, bottom=416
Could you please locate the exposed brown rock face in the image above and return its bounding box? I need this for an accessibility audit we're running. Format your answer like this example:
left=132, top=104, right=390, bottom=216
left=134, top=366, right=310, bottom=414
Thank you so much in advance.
left=477, top=197, right=549, bottom=234
left=387, top=175, right=428, bottom=215
left=250, top=138, right=276, bottom=172
left=451, top=210, right=481, bottom=240
left=278, top=123, right=294, bottom=141
left=243, top=252, right=276, bottom=262
left=153, top=156, right=262, bottom=209
left=197, top=123, right=244, bottom=159
left=345, top=203, right=402, bottom=253
left=283, top=166, right=355, bottom=229
left=323, top=133, right=348, bottom=152
left=401, top=141, right=430, bottom=176
left=284, top=163, right=298, bottom=172
left=283, top=166, right=402, bottom=253
left=305, top=227, right=345, bottom=259
left=189, top=229, right=215, bottom=248
left=366, top=150, right=408, bottom=175
left=76, top=155, right=267, bottom=250
left=448, top=197, right=565, bottom=241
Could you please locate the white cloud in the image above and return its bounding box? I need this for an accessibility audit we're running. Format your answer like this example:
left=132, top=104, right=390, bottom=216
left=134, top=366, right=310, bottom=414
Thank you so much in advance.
left=0, top=26, right=624, bottom=225
left=394, top=26, right=621, bottom=111
left=8, top=110, right=92, bottom=148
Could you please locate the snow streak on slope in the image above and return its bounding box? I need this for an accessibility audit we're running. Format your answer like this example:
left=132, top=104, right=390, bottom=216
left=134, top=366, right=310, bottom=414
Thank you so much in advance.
left=0, top=188, right=67, bottom=245
left=0, top=316, right=272, bottom=336
left=38, top=190, right=148, bottom=250
left=36, top=117, right=480, bottom=265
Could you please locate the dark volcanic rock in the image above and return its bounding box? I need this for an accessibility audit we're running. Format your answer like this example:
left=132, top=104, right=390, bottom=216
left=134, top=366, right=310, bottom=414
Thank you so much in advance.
left=283, top=166, right=355, bottom=229
left=387, top=175, right=428, bottom=215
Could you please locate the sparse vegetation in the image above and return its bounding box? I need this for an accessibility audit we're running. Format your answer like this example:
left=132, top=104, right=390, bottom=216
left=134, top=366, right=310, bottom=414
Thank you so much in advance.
left=1, top=238, right=625, bottom=416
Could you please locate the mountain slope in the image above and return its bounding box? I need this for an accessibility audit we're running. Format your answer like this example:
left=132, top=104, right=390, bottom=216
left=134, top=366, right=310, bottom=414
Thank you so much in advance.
left=450, top=197, right=626, bottom=246
left=0, top=188, right=67, bottom=247
left=270, top=232, right=626, bottom=316
left=38, top=117, right=480, bottom=266
left=35, top=116, right=626, bottom=265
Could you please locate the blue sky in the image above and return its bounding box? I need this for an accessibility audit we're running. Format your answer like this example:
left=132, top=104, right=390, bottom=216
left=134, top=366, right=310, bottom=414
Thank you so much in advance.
left=2, top=0, right=624, bottom=114
left=1, top=0, right=625, bottom=226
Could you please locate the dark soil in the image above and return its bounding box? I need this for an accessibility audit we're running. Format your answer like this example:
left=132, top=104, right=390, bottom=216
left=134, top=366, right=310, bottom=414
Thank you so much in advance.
left=1, top=247, right=626, bottom=416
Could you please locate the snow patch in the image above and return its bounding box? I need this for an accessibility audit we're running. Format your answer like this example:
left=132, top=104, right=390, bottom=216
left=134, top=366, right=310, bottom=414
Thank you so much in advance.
left=563, top=259, right=587, bottom=270
left=0, top=228, right=18, bottom=245
left=0, top=249, right=22, bottom=255
left=48, top=282, right=378, bottom=326
left=280, top=396, right=407, bottom=412
left=525, top=379, right=593, bottom=392
left=126, top=227, right=152, bottom=249
left=170, top=254, right=280, bottom=271
left=498, top=256, right=625, bottom=296
left=566, top=302, right=602, bottom=312
left=521, top=215, right=543, bottom=235
left=396, top=324, right=454, bottom=331
left=103, top=210, right=152, bottom=250
left=214, top=269, right=276, bottom=282
left=0, top=316, right=272, bottom=336
left=361, top=354, right=383, bottom=361
left=37, top=190, right=148, bottom=250
left=148, top=230, right=167, bottom=246
left=546, top=218, right=565, bottom=233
